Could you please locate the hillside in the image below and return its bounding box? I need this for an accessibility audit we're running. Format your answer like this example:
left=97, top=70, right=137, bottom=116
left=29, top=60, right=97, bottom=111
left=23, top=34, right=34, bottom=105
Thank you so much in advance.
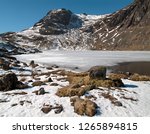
left=0, top=0, right=150, bottom=50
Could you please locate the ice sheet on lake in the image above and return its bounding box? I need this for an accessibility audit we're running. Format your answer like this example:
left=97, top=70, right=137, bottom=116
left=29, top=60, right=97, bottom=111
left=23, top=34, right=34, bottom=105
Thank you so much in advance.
left=15, top=51, right=150, bottom=71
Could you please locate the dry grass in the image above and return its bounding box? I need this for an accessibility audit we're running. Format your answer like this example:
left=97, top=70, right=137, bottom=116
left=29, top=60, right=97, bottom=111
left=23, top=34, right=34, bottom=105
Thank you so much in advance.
left=32, top=81, right=46, bottom=86
left=109, top=73, right=128, bottom=79
left=56, top=85, right=95, bottom=97
left=89, top=78, right=124, bottom=88
left=67, top=74, right=124, bottom=88
left=129, top=73, right=150, bottom=81
left=67, top=75, right=89, bottom=85
left=56, top=71, right=124, bottom=97
left=70, top=97, right=97, bottom=116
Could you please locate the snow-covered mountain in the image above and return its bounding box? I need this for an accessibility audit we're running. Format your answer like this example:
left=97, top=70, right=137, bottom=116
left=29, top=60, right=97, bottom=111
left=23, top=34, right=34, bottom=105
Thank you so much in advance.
left=0, top=9, right=107, bottom=50
left=0, top=0, right=150, bottom=50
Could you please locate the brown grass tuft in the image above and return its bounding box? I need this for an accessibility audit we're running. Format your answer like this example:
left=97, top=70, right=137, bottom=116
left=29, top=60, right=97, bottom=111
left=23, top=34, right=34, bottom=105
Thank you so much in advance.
left=129, top=73, right=150, bottom=81
left=56, top=85, right=95, bottom=97
left=109, top=73, right=128, bottom=79
left=32, top=81, right=46, bottom=86
left=70, top=97, right=97, bottom=116
left=5, top=92, right=28, bottom=95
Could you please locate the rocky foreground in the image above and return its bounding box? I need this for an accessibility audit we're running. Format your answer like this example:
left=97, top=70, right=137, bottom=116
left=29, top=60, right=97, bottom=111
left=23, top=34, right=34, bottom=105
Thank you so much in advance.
left=0, top=50, right=150, bottom=117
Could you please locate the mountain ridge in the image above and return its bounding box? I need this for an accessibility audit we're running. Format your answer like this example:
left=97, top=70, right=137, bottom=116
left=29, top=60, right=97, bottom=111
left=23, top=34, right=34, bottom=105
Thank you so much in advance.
left=0, top=0, right=150, bottom=51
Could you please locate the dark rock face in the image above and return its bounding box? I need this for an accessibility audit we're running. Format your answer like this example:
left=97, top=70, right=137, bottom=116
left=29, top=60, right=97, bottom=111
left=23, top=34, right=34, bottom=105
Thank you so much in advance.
left=0, top=73, right=18, bottom=91
left=45, top=9, right=72, bottom=25
left=106, top=0, right=150, bottom=28
left=35, top=9, right=73, bottom=35
left=93, top=0, right=150, bottom=50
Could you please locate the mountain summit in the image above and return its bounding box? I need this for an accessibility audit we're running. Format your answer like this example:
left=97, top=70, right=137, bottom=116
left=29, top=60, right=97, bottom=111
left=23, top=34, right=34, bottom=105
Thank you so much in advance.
left=1, top=0, right=150, bottom=50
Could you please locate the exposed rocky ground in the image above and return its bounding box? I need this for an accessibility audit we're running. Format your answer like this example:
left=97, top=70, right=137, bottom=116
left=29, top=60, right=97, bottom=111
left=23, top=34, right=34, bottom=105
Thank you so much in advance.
left=0, top=0, right=150, bottom=50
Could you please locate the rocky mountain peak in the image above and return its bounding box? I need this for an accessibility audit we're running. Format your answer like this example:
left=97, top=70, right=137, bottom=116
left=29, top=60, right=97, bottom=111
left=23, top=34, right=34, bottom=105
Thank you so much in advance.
left=0, top=1, right=150, bottom=51
left=33, top=8, right=74, bottom=35
left=37, top=8, right=72, bottom=26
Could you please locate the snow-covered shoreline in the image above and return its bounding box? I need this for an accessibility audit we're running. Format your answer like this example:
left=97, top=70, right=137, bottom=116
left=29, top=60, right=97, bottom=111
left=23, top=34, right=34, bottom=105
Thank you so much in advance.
left=0, top=50, right=150, bottom=117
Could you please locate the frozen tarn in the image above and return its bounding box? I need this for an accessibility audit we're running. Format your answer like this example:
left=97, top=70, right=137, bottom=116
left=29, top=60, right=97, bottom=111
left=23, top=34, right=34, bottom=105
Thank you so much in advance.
left=15, top=50, right=150, bottom=72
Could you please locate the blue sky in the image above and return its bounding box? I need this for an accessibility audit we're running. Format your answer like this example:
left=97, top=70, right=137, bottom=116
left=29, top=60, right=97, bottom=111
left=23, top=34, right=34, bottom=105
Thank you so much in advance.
left=0, top=0, right=133, bottom=33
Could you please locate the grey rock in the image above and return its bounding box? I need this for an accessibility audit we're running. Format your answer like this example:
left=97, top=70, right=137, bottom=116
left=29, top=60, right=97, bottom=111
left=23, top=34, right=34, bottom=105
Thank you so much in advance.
left=89, top=66, right=107, bottom=80
left=0, top=73, right=18, bottom=91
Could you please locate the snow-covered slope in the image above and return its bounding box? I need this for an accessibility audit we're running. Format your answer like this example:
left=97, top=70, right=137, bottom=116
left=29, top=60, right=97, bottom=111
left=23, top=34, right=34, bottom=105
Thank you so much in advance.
left=1, top=0, right=150, bottom=51
left=0, top=8, right=110, bottom=50
left=14, top=10, right=107, bottom=50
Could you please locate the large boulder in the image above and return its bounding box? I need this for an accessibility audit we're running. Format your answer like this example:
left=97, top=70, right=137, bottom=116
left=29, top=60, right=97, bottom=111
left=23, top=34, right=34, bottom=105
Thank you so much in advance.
left=89, top=66, right=107, bottom=80
left=0, top=73, right=18, bottom=91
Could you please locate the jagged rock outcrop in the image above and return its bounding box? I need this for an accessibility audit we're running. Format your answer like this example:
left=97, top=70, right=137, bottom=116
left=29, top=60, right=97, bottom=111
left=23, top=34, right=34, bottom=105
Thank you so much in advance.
left=93, top=0, right=150, bottom=50
left=104, top=0, right=150, bottom=28
left=0, top=0, right=150, bottom=50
